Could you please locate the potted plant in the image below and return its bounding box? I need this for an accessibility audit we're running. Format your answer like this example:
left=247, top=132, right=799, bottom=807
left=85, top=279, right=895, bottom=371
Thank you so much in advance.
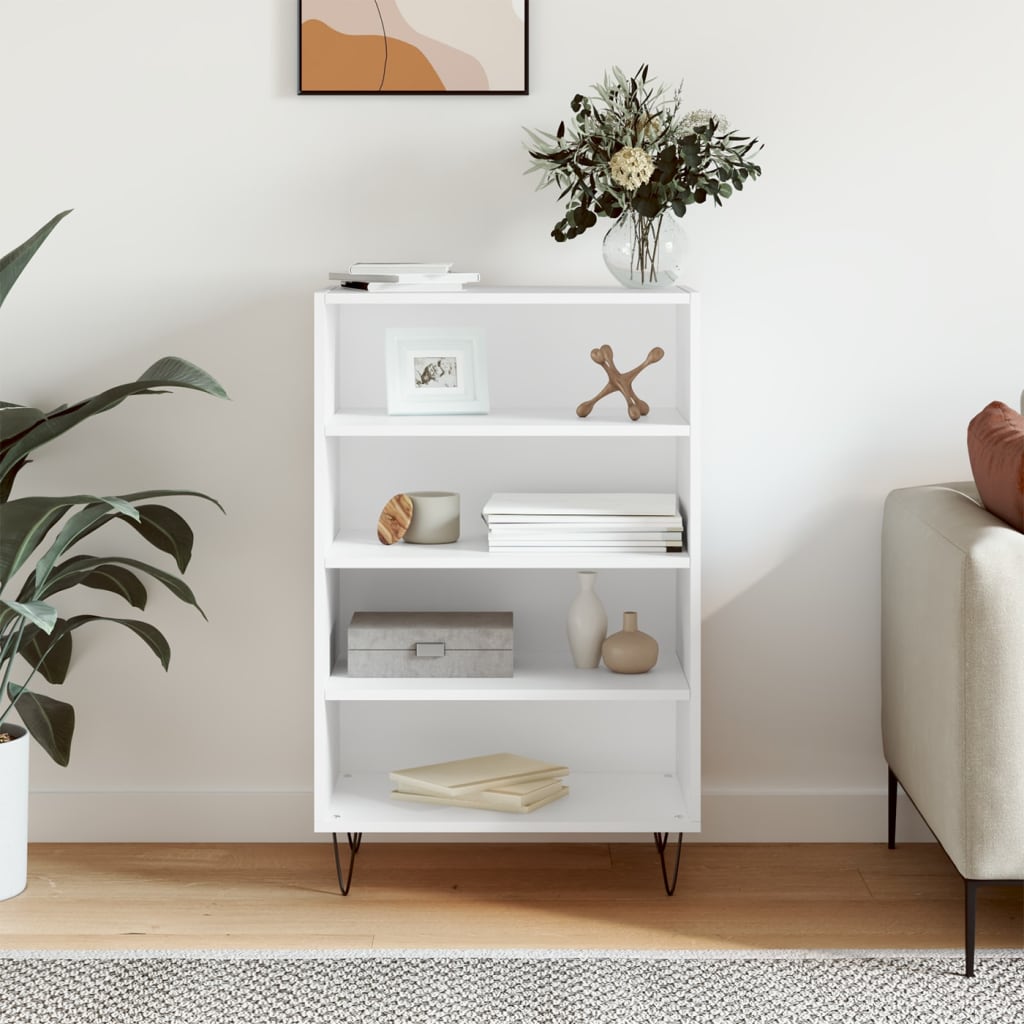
left=0, top=211, right=227, bottom=899
left=525, top=64, right=763, bottom=287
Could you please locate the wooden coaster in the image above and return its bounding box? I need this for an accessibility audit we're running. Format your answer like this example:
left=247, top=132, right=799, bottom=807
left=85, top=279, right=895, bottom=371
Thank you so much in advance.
left=377, top=493, right=413, bottom=544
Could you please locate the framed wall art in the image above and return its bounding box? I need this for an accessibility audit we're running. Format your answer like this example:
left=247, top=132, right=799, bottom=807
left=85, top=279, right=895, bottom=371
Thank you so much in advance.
left=299, top=1, right=528, bottom=95
left=385, top=327, right=489, bottom=415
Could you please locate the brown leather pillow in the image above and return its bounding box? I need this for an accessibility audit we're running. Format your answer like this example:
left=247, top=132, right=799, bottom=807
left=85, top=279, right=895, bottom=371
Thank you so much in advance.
left=967, top=400, right=1024, bottom=531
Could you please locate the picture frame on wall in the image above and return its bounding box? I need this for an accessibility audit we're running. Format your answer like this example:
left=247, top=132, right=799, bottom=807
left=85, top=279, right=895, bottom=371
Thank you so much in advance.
left=385, top=328, right=489, bottom=415
left=298, top=1, right=529, bottom=95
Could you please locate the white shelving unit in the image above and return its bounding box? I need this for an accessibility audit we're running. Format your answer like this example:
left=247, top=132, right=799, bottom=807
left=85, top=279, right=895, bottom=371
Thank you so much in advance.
left=313, top=285, right=700, bottom=863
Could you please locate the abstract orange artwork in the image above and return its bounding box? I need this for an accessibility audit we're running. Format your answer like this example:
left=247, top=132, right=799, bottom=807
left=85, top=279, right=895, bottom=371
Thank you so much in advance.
left=299, top=1, right=528, bottom=94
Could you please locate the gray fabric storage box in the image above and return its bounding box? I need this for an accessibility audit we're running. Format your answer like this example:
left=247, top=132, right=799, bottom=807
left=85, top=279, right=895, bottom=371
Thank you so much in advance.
left=347, top=611, right=514, bottom=678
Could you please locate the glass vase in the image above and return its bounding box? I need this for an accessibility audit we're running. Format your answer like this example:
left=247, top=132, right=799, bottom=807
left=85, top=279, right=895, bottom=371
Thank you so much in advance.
left=602, top=209, right=686, bottom=289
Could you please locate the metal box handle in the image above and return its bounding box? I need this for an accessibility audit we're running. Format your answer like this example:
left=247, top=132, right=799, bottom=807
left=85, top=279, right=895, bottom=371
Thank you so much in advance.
left=415, top=642, right=446, bottom=658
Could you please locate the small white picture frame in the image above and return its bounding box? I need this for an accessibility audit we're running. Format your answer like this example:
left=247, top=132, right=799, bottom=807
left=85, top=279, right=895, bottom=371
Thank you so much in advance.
left=385, top=327, right=489, bottom=415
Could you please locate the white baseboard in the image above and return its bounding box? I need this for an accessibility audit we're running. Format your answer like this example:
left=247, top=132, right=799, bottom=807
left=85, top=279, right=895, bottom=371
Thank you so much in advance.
left=28, top=788, right=936, bottom=844
left=29, top=791, right=319, bottom=843
left=696, top=789, right=934, bottom=843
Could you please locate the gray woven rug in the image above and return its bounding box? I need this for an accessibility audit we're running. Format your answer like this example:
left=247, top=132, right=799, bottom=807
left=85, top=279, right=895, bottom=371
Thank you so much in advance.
left=0, top=949, right=1020, bottom=1024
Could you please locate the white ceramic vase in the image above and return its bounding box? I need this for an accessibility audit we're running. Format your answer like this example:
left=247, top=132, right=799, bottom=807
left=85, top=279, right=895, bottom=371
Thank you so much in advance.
left=0, top=724, right=29, bottom=901
left=566, top=571, right=607, bottom=669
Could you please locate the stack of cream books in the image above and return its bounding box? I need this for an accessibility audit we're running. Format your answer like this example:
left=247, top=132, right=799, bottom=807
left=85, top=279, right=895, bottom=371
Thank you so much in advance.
left=390, top=752, right=568, bottom=813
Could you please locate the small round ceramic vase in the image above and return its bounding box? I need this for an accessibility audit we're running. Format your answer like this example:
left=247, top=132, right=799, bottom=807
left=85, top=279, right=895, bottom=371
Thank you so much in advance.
left=602, top=611, right=659, bottom=674
left=567, top=571, right=607, bottom=669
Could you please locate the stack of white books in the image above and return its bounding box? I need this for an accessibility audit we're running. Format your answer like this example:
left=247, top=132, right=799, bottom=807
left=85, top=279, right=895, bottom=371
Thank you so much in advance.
left=481, top=493, right=684, bottom=553
left=390, top=752, right=569, bottom=813
left=330, top=261, right=480, bottom=292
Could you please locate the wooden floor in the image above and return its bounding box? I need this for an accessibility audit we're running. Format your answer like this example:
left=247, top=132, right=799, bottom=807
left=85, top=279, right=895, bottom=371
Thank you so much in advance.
left=2, top=842, right=1021, bottom=952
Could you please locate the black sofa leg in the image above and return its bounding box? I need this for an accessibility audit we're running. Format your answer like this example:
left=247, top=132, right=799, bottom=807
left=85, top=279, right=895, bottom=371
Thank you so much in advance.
left=887, top=766, right=898, bottom=850
left=964, top=879, right=978, bottom=978
left=888, top=769, right=1021, bottom=977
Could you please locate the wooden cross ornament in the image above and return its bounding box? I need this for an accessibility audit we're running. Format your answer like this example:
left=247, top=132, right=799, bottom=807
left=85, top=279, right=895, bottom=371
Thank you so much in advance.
left=576, top=344, right=665, bottom=421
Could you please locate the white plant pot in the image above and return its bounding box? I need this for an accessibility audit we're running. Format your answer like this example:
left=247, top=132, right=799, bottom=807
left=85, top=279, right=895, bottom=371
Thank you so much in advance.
left=0, top=724, right=29, bottom=901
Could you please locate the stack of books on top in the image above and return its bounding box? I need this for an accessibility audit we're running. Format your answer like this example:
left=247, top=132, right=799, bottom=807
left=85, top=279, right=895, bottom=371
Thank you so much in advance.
left=390, top=752, right=568, bottom=813
left=481, top=493, right=684, bottom=553
left=330, top=261, right=480, bottom=292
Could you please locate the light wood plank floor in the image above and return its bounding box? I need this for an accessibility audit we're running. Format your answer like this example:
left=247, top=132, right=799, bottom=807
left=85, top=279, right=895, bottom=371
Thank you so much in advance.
left=2, top=843, right=1021, bottom=952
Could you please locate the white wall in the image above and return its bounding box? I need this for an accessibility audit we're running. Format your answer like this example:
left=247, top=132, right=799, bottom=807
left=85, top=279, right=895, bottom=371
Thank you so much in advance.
left=3, top=0, right=1021, bottom=842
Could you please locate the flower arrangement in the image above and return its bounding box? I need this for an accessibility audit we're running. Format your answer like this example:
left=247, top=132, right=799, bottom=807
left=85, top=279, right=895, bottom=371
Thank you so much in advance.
left=525, top=65, right=763, bottom=284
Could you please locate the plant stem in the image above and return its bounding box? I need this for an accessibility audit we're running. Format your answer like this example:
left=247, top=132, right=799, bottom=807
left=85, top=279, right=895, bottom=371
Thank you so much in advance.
left=0, top=617, right=27, bottom=727
left=628, top=210, right=663, bottom=284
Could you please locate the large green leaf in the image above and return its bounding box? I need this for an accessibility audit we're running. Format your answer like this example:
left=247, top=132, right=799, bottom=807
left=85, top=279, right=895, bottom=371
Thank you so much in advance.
left=0, top=456, right=27, bottom=503
left=126, top=505, right=195, bottom=573
left=0, top=494, right=138, bottom=585
left=0, top=403, right=48, bottom=444
left=0, top=404, right=47, bottom=502
left=39, top=554, right=207, bottom=618
left=0, top=421, right=46, bottom=502
left=118, top=488, right=225, bottom=513
left=0, top=598, right=57, bottom=633
left=141, top=357, right=228, bottom=399
left=118, top=491, right=226, bottom=571
left=31, top=498, right=141, bottom=589
left=58, top=614, right=172, bottom=670
left=0, top=356, right=228, bottom=494
left=40, top=558, right=149, bottom=610
left=0, top=210, right=72, bottom=311
left=16, top=618, right=73, bottom=684
left=12, top=614, right=171, bottom=697
left=8, top=684, right=75, bottom=766
left=25, top=493, right=221, bottom=593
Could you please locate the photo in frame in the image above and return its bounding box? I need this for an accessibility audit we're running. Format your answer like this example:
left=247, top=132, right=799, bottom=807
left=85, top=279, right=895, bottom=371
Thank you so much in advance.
left=298, top=1, right=529, bottom=95
left=385, top=328, right=489, bottom=415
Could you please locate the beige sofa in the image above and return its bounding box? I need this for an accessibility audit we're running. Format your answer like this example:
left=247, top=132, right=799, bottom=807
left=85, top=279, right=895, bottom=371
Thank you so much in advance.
left=881, top=481, right=1024, bottom=975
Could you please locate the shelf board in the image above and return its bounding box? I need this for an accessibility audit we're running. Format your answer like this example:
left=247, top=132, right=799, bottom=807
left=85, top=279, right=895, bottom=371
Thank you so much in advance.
left=319, top=770, right=694, bottom=834
left=321, top=285, right=694, bottom=306
left=323, top=653, right=690, bottom=702
left=325, top=408, right=690, bottom=438
left=325, top=534, right=689, bottom=570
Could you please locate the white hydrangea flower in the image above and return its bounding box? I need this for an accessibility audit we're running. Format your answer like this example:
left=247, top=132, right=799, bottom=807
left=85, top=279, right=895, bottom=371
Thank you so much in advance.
left=609, top=146, right=655, bottom=190
left=680, top=108, right=729, bottom=134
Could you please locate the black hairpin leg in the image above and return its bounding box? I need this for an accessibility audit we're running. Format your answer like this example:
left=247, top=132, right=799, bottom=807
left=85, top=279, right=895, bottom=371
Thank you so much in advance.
left=654, top=832, right=683, bottom=895
left=332, top=832, right=363, bottom=895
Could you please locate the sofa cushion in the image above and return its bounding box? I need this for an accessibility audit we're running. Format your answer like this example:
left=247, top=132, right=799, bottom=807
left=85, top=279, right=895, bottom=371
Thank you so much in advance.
left=967, top=400, right=1024, bottom=531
